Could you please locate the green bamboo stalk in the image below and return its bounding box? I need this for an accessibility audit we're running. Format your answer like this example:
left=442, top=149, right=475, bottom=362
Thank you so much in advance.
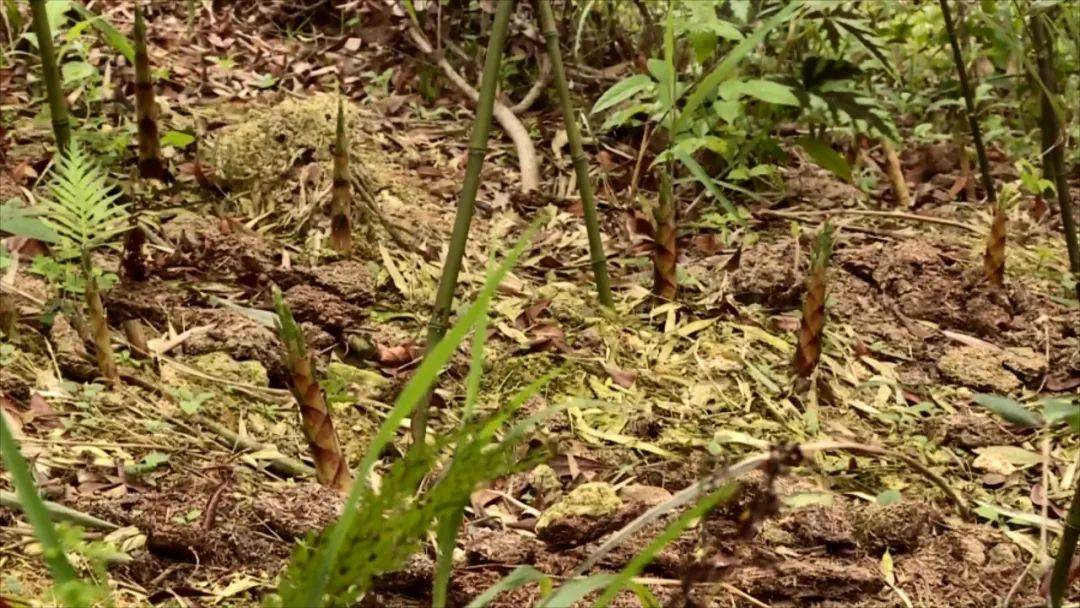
left=939, top=0, right=995, bottom=207
left=133, top=2, right=165, bottom=180
left=1049, top=478, right=1079, bottom=607
left=413, top=0, right=515, bottom=445
left=0, top=412, right=80, bottom=587
left=538, top=0, right=613, bottom=308
left=1031, top=9, right=1080, bottom=302
left=29, top=0, right=71, bottom=152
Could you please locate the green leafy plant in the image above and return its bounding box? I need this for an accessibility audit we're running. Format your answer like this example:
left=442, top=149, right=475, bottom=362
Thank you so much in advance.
left=40, top=140, right=130, bottom=383
left=166, top=386, right=214, bottom=415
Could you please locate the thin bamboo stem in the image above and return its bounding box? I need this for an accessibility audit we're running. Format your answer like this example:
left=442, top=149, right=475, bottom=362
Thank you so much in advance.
left=29, top=0, right=70, bottom=152
left=538, top=0, right=614, bottom=308
left=1049, top=478, right=1079, bottom=608
left=414, top=0, right=515, bottom=445
left=1032, top=9, right=1080, bottom=302
left=939, top=0, right=995, bottom=205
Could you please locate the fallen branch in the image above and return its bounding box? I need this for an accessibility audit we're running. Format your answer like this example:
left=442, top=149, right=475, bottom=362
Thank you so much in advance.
left=0, top=489, right=118, bottom=531
left=405, top=18, right=540, bottom=192
left=757, top=208, right=978, bottom=233
left=573, top=439, right=969, bottom=576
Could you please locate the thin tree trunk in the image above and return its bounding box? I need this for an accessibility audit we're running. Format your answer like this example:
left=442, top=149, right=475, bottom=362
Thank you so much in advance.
left=1031, top=9, right=1080, bottom=302
left=538, top=0, right=613, bottom=308
left=82, top=251, right=118, bottom=384
left=329, top=97, right=353, bottom=253
left=273, top=291, right=352, bottom=492
left=413, top=0, right=515, bottom=446
left=652, top=172, right=677, bottom=300
left=793, top=223, right=832, bottom=378
left=29, top=0, right=70, bottom=152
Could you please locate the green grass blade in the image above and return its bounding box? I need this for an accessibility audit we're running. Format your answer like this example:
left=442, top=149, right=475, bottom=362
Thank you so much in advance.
left=0, top=412, right=80, bottom=587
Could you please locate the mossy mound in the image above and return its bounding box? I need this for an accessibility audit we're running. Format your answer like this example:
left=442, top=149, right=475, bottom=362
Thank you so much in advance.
left=207, top=93, right=450, bottom=256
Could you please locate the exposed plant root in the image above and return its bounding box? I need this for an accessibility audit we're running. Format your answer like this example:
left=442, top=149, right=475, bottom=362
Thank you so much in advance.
left=405, top=21, right=540, bottom=192
left=508, top=54, right=550, bottom=114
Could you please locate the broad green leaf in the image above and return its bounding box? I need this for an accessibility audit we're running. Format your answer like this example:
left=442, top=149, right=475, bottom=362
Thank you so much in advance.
left=46, top=1, right=73, bottom=36
left=972, top=393, right=1043, bottom=428
left=61, top=61, right=95, bottom=84
left=675, top=148, right=739, bottom=218
left=161, top=131, right=196, bottom=149
left=741, top=79, right=800, bottom=106
left=0, top=202, right=60, bottom=243
left=71, top=2, right=134, bottom=62
left=974, top=445, right=1042, bottom=467
left=689, top=30, right=718, bottom=64
left=796, top=137, right=852, bottom=182
left=1042, top=398, right=1079, bottom=432
left=674, top=1, right=803, bottom=135
left=591, top=75, right=653, bottom=114
left=713, top=99, right=741, bottom=124
left=875, top=489, right=902, bottom=506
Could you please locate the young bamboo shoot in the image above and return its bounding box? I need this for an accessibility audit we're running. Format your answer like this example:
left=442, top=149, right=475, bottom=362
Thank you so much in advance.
left=329, top=98, right=353, bottom=253
left=983, top=199, right=1007, bottom=288
left=653, top=172, right=678, bottom=300
left=134, top=3, right=165, bottom=180
left=274, top=290, right=352, bottom=491
left=82, top=251, right=118, bottom=384
left=793, top=222, right=832, bottom=378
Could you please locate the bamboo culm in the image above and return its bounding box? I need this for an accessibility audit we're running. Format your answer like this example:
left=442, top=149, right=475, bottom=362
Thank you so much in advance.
left=414, top=0, right=515, bottom=445
left=29, top=0, right=70, bottom=152
left=1031, top=9, right=1080, bottom=302
left=1048, top=478, right=1079, bottom=608
left=538, top=0, right=613, bottom=308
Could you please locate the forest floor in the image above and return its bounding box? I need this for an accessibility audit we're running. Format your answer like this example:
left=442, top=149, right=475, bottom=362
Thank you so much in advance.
left=1, top=2, right=1077, bottom=608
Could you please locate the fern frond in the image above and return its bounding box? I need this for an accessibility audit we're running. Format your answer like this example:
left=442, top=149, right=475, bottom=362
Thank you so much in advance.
left=41, top=141, right=129, bottom=251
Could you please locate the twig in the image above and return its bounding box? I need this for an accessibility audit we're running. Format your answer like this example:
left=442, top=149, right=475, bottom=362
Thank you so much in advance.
left=757, top=208, right=978, bottom=233
left=193, top=415, right=316, bottom=479
left=404, top=14, right=540, bottom=192
left=0, top=490, right=118, bottom=531
left=573, top=440, right=969, bottom=576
